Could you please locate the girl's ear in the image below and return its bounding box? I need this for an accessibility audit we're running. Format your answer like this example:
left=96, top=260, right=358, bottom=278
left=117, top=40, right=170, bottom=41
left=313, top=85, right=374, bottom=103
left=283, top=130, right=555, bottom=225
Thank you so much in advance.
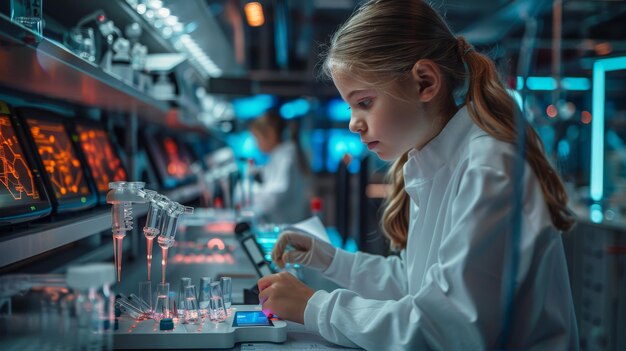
left=410, top=59, right=442, bottom=103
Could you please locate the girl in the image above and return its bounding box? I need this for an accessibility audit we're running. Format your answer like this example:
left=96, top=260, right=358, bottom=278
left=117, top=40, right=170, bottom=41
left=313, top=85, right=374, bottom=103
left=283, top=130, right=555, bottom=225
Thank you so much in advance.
left=257, top=0, right=578, bottom=350
left=248, top=109, right=311, bottom=224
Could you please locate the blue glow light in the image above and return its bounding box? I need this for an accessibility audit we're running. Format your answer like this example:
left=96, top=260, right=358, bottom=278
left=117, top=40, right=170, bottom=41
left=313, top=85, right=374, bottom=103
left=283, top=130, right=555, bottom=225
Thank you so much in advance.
left=561, top=77, right=591, bottom=91
left=525, top=77, right=557, bottom=90
left=232, top=94, right=276, bottom=120
left=327, top=98, right=351, bottom=122
left=517, top=76, right=590, bottom=91
left=557, top=140, right=570, bottom=159
left=311, top=129, right=326, bottom=172
left=590, top=204, right=603, bottom=223
left=327, top=129, right=363, bottom=173
left=591, top=56, right=626, bottom=202
left=226, top=131, right=265, bottom=163
left=280, top=98, right=310, bottom=119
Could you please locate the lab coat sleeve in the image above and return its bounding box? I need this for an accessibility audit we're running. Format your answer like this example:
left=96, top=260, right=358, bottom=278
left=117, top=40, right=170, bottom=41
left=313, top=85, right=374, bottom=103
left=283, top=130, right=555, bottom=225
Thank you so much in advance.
left=322, top=249, right=408, bottom=300
left=304, top=165, right=523, bottom=350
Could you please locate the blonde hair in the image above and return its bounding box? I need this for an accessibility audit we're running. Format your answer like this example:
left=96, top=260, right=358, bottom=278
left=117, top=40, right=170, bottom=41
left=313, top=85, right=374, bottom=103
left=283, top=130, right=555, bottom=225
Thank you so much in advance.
left=321, top=0, right=575, bottom=249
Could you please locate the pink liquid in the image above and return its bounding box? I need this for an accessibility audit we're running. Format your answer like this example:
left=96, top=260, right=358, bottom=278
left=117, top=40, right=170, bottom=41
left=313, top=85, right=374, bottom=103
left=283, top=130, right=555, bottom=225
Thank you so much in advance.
left=161, top=247, right=168, bottom=283
left=146, top=237, right=154, bottom=281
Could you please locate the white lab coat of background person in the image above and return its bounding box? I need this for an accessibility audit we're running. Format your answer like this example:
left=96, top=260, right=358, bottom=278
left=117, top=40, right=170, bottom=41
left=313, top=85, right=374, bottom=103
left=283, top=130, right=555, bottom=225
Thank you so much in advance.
left=250, top=140, right=311, bottom=224
left=302, top=106, right=579, bottom=350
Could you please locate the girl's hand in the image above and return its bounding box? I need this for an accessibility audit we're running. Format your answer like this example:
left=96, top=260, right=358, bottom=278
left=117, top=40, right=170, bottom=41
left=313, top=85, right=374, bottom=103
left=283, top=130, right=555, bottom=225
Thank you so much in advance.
left=258, top=272, right=315, bottom=324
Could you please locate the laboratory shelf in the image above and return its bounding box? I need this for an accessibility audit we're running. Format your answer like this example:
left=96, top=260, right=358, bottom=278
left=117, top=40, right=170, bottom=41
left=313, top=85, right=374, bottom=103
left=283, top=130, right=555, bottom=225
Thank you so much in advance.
left=0, top=14, right=171, bottom=125
left=0, top=183, right=201, bottom=268
left=0, top=208, right=120, bottom=268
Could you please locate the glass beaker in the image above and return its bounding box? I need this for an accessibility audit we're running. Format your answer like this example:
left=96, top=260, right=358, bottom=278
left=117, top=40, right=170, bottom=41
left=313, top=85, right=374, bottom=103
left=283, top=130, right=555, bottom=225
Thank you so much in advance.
left=198, top=277, right=212, bottom=318
left=153, top=282, right=170, bottom=322
left=10, top=0, right=43, bottom=37
left=208, top=281, right=226, bottom=323
left=63, top=27, right=96, bottom=63
left=138, top=281, right=152, bottom=317
left=220, top=277, right=232, bottom=316
left=177, top=277, right=192, bottom=318
left=182, top=285, right=200, bottom=324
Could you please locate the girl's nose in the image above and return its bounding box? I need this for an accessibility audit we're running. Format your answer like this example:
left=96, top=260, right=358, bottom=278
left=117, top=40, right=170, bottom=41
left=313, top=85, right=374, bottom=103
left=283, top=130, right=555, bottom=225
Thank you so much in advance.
left=349, top=117, right=366, bottom=134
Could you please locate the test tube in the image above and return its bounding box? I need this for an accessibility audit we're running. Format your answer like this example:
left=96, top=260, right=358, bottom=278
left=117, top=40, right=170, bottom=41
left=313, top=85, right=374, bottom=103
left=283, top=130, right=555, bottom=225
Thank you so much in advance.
left=177, top=277, right=192, bottom=319
left=220, top=277, right=232, bottom=316
left=138, top=281, right=152, bottom=317
left=209, top=281, right=226, bottom=323
left=142, top=191, right=168, bottom=281
left=198, top=277, right=212, bottom=318
left=153, top=282, right=170, bottom=322
left=183, top=285, right=200, bottom=324
left=157, top=201, right=194, bottom=283
left=107, top=181, right=146, bottom=284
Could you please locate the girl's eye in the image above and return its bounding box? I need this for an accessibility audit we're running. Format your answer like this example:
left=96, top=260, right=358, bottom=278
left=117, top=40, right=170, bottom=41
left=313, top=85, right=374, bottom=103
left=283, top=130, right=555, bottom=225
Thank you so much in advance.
left=357, top=98, right=373, bottom=109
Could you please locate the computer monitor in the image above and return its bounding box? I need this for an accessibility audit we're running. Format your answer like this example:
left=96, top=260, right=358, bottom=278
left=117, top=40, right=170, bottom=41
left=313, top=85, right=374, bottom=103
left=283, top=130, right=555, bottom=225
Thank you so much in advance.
left=0, top=107, right=52, bottom=226
left=144, top=132, right=195, bottom=189
left=19, top=108, right=98, bottom=213
left=74, top=121, right=127, bottom=204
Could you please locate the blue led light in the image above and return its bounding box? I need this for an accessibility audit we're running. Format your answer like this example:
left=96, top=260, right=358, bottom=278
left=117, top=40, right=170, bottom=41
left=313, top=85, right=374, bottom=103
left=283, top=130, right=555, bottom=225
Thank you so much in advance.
left=311, top=129, right=326, bottom=172
left=280, top=98, right=310, bottom=119
left=226, top=131, right=265, bottom=163
left=525, top=77, right=557, bottom=90
left=327, top=98, right=351, bottom=122
left=232, top=94, right=276, bottom=120
left=327, top=129, right=363, bottom=173
left=590, top=204, right=603, bottom=223
left=561, top=77, right=591, bottom=91
left=516, top=77, right=524, bottom=90
left=557, top=139, right=570, bottom=159
left=517, top=76, right=590, bottom=91
left=591, top=56, right=626, bottom=202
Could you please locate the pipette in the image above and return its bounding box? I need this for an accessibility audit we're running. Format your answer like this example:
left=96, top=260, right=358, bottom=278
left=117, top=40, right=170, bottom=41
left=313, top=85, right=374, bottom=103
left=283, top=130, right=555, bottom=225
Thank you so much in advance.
left=106, top=181, right=147, bottom=284
left=157, top=201, right=194, bottom=283
left=141, top=191, right=170, bottom=281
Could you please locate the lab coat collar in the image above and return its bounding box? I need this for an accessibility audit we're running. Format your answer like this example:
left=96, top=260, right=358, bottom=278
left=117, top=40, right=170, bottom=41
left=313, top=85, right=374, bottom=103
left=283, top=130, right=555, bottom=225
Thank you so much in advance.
left=269, top=140, right=295, bottom=158
left=404, top=105, right=477, bottom=183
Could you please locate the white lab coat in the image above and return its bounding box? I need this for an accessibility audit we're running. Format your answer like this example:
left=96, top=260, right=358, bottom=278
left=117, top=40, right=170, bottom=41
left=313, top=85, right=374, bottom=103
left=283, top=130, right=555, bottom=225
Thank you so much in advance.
left=252, top=141, right=310, bottom=224
left=304, top=106, right=579, bottom=350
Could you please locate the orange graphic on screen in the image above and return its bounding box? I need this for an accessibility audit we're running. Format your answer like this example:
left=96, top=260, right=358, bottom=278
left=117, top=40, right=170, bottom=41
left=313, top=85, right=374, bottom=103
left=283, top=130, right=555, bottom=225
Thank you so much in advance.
left=27, top=119, right=90, bottom=199
left=0, top=116, right=40, bottom=201
left=163, top=137, right=190, bottom=179
left=76, top=126, right=127, bottom=193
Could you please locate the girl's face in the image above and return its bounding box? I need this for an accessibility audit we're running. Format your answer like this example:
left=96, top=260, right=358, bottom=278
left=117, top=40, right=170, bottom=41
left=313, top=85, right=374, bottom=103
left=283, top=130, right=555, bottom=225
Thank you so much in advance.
left=332, top=70, right=436, bottom=161
left=252, top=128, right=278, bottom=153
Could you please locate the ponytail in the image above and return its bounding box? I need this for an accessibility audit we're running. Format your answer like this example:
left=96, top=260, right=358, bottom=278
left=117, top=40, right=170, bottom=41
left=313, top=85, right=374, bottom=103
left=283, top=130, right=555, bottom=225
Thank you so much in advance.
left=381, top=151, right=411, bottom=249
left=459, top=37, right=576, bottom=232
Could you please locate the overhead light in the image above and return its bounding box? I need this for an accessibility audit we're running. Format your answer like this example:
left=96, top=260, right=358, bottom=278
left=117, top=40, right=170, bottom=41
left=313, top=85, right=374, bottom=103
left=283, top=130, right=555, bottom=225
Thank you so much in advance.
left=162, top=26, right=173, bottom=38
left=244, top=2, right=265, bottom=27
left=173, top=23, right=184, bottom=33
left=147, top=0, right=163, bottom=10
left=165, top=16, right=178, bottom=27
left=157, top=7, right=171, bottom=18
left=126, top=1, right=222, bottom=77
left=136, top=3, right=147, bottom=15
